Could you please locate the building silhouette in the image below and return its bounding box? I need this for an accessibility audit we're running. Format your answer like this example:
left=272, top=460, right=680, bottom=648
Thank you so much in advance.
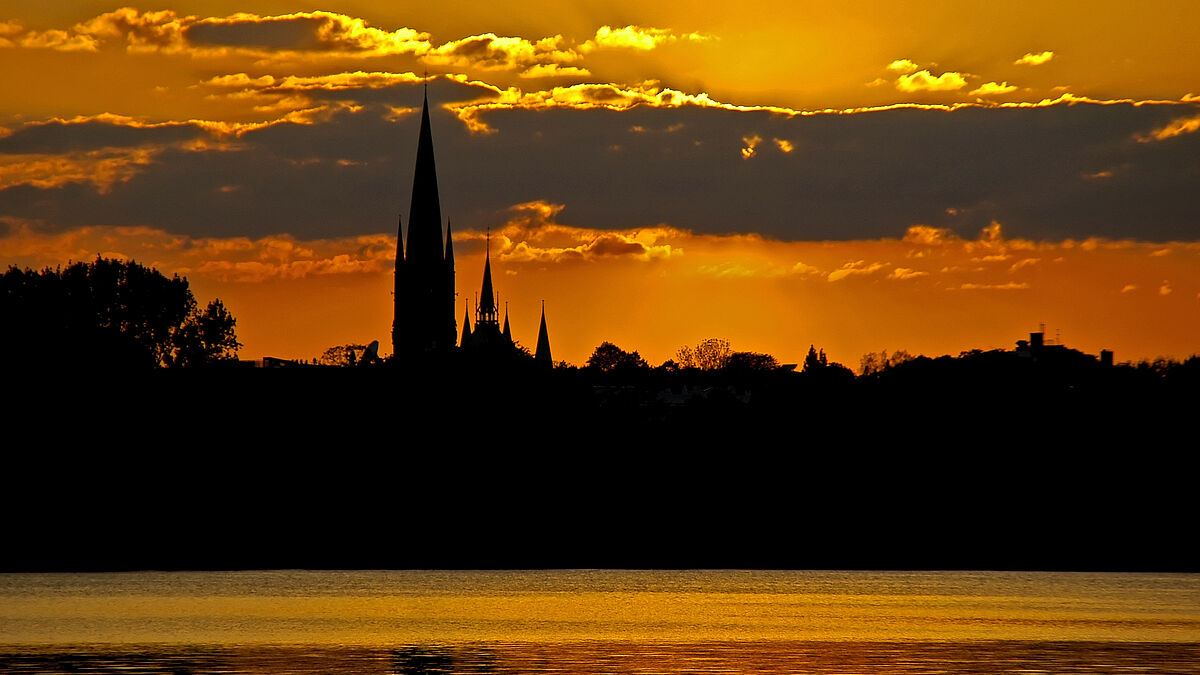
left=393, top=89, right=550, bottom=362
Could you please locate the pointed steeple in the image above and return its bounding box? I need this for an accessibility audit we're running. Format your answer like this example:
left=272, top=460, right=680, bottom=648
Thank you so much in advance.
left=502, top=303, right=512, bottom=343
left=535, top=300, right=552, bottom=365
left=405, top=89, right=444, bottom=263
left=393, top=87, right=456, bottom=356
left=477, top=231, right=498, bottom=326
left=460, top=299, right=472, bottom=346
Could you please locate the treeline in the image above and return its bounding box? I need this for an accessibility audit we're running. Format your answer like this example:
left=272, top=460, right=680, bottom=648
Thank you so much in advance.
left=1, top=257, right=239, bottom=371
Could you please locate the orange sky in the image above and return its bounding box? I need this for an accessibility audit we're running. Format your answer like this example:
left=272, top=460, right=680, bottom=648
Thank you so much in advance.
left=1, top=2, right=1198, bottom=367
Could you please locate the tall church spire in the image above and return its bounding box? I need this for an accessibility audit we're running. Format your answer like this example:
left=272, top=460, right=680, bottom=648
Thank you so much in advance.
left=393, top=87, right=455, bottom=356
left=405, top=89, right=444, bottom=263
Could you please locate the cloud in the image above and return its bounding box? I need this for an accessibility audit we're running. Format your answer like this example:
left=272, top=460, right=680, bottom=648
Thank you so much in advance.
left=1159, top=280, right=1173, bottom=295
left=1137, top=113, right=1200, bottom=142
left=4, top=8, right=195, bottom=54
left=889, top=267, right=927, bottom=280
left=969, top=81, right=1018, bottom=97
left=184, top=10, right=429, bottom=56
left=585, top=25, right=712, bottom=51
left=0, top=148, right=156, bottom=192
left=0, top=114, right=222, bottom=191
left=959, top=282, right=1030, bottom=290
left=1121, top=284, right=1138, bottom=293
left=741, top=134, right=761, bottom=159
left=0, top=221, right=395, bottom=282
left=73, top=7, right=191, bottom=53
left=828, top=260, right=887, bottom=281
left=1008, top=258, right=1040, bottom=273
left=896, top=70, right=968, bottom=92
left=519, top=64, right=592, bottom=79
left=18, top=29, right=99, bottom=51
left=773, top=138, right=794, bottom=153
left=483, top=201, right=679, bottom=264
left=450, top=80, right=801, bottom=131
left=886, top=59, right=920, bottom=74
left=903, top=225, right=957, bottom=246
left=1014, top=51, right=1055, bottom=66
left=3, top=8, right=430, bottom=58
left=5, top=92, right=1200, bottom=244
left=423, top=33, right=581, bottom=72
left=0, top=113, right=209, bottom=153
left=1, top=9, right=719, bottom=81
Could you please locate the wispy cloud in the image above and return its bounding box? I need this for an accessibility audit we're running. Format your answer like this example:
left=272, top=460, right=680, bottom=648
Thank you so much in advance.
left=828, top=260, right=887, bottom=281
left=1014, top=51, right=1055, bottom=66
left=1137, top=113, right=1200, bottom=142
left=959, top=281, right=1030, bottom=290
left=889, top=267, right=927, bottom=280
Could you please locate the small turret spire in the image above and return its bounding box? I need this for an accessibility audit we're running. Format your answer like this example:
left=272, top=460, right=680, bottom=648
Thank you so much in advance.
left=535, top=300, right=552, bottom=366
left=460, top=298, right=472, bottom=346
left=477, top=229, right=498, bottom=326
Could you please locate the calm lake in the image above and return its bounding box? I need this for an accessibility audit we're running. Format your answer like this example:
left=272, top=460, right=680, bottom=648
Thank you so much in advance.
left=2, top=570, right=1198, bottom=673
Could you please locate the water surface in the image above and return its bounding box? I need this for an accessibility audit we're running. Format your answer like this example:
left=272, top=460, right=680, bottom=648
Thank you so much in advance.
left=2, top=570, right=1197, bottom=673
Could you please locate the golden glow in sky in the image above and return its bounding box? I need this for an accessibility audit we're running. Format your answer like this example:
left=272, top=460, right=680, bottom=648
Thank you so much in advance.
left=1, top=1, right=1198, bottom=365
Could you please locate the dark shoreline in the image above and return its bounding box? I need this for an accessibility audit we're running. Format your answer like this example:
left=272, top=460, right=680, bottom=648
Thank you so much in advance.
left=6, top=364, right=1197, bottom=574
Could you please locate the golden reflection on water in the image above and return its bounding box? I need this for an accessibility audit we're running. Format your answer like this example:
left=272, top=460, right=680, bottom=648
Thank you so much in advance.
left=2, top=566, right=1200, bottom=653
left=3, top=570, right=1198, bottom=645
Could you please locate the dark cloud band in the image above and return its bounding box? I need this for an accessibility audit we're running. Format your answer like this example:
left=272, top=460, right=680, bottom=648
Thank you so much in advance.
left=2, top=91, right=1197, bottom=242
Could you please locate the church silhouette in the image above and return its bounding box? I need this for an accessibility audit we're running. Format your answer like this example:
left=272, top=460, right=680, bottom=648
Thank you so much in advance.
left=392, top=89, right=551, bottom=365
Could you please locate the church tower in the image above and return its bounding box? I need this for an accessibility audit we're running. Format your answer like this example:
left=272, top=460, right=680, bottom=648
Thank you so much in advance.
left=393, top=89, right=456, bottom=357
left=463, top=238, right=509, bottom=349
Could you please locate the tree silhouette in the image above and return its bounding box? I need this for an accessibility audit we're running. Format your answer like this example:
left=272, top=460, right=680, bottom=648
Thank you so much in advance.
left=316, top=343, right=367, bottom=367
left=802, top=345, right=827, bottom=372
left=726, top=351, right=780, bottom=372
left=860, top=349, right=915, bottom=375
left=167, top=299, right=241, bottom=367
left=587, top=341, right=648, bottom=372
left=1, top=257, right=238, bottom=369
left=675, top=337, right=732, bottom=370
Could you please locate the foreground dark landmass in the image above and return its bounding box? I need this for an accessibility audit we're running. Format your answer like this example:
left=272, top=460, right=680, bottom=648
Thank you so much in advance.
left=5, top=350, right=1197, bottom=573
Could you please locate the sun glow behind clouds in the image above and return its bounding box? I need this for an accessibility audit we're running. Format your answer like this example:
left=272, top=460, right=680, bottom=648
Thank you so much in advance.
left=5, top=216, right=1198, bottom=367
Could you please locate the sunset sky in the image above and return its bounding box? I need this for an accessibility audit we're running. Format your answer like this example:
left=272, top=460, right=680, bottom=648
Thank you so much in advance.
left=2, top=1, right=1198, bottom=367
